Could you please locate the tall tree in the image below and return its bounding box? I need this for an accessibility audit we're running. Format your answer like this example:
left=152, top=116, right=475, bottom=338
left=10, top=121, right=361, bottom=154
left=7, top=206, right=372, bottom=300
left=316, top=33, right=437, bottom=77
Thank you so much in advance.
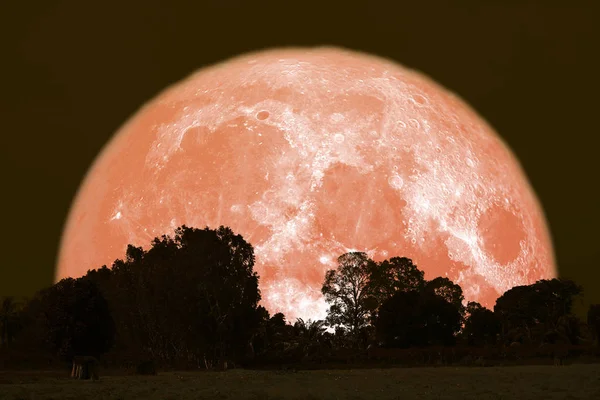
left=108, top=225, right=262, bottom=368
left=0, top=296, right=22, bottom=347
left=374, top=290, right=421, bottom=348
left=424, top=277, right=466, bottom=316
left=462, top=302, right=501, bottom=346
left=374, top=289, right=462, bottom=348
left=31, top=278, right=115, bottom=360
left=494, top=278, right=582, bottom=343
left=587, top=304, right=600, bottom=342
left=368, top=257, right=425, bottom=305
left=321, top=252, right=376, bottom=338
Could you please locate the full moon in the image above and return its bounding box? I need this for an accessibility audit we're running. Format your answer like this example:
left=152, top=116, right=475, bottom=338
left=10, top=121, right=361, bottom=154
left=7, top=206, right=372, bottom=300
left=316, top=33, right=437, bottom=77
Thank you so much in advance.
left=57, top=47, right=556, bottom=321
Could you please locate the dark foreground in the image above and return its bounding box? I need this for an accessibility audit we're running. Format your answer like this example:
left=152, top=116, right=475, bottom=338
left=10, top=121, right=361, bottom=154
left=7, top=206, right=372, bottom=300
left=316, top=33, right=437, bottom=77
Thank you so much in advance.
left=2, top=364, right=600, bottom=400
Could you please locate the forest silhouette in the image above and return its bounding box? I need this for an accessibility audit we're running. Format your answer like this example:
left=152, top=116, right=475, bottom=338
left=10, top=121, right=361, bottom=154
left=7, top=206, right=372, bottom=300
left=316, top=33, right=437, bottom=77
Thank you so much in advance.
left=1, top=225, right=599, bottom=374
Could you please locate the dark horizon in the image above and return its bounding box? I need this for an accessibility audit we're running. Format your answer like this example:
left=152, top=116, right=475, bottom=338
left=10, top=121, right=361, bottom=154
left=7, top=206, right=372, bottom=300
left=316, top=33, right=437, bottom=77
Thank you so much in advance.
left=1, top=1, right=598, bottom=310
left=1, top=223, right=595, bottom=390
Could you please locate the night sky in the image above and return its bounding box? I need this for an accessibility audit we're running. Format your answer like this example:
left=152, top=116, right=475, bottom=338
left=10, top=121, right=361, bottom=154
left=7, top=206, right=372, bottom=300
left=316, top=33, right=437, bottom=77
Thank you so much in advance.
left=1, top=1, right=598, bottom=311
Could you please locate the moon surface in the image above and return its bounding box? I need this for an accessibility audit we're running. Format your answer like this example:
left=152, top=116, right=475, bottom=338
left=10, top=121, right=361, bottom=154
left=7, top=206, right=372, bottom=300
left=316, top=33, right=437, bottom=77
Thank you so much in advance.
left=57, top=46, right=556, bottom=321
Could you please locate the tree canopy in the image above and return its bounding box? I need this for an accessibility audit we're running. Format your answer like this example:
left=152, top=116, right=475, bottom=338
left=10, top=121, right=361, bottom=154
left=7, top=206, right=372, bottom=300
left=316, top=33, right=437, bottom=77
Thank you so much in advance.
left=3, top=223, right=592, bottom=371
left=321, top=252, right=376, bottom=337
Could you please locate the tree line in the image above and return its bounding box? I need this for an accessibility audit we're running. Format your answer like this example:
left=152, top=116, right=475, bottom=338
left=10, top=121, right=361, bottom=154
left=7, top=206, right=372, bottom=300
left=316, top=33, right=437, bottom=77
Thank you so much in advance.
left=1, top=224, right=599, bottom=370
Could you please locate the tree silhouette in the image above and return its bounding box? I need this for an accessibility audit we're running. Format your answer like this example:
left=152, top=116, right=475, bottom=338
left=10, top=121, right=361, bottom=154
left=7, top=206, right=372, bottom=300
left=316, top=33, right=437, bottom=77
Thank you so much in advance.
left=494, top=278, right=582, bottom=344
left=374, top=289, right=462, bottom=348
left=6, top=223, right=597, bottom=370
left=29, top=278, right=115, bottom=360
left=0, top=296, right=23, bottom=348
left=533, top=279, right=582, bottom=327
left=270, top=312, right=287, bottom=330
left=424, top=277, right=465, bottom=315
left=95, top=225, right=262, bottom=368
left=462, top=302, right=501, bottom=346
left=321, top=252, right=376, bottom=340
left=368, top=257, right=425, bottom=306
left=374, top=290, right=421, bottom=348
left=292, top=318, right=329, bottom=360
left=248, top=308, right=283, bottom=359
left=587, top=304, right=600, bottom=343
left=546, top=314, right=581, bottom=345
left=293, top=318, right=327, bottom=341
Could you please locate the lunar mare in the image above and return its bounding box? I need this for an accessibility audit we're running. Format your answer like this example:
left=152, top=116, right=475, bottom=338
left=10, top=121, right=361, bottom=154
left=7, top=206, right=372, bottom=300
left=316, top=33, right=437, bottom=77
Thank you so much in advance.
left=57, top=47, right=556, bottom=321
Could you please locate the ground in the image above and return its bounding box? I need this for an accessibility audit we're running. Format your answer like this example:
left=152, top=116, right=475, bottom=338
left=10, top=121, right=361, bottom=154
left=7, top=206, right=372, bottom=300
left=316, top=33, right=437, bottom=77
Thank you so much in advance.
left=1, top=365, right=599, bottom=400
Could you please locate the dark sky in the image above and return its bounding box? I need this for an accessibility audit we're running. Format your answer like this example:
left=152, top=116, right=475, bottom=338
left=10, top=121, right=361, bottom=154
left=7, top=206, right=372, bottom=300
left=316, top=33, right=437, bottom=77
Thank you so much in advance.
left=1, top=1, right=598, bottom=308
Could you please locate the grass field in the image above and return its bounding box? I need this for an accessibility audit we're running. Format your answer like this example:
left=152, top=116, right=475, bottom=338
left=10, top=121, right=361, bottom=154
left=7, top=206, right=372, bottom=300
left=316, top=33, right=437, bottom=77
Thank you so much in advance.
left=1, top=364, right=599, bottom=400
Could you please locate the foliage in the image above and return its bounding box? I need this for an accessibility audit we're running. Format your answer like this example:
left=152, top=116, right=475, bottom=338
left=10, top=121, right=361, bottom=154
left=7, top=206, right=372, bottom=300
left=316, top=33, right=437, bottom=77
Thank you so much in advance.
left=22, top=277, right=115, bottom=360
left=494, top=278, right=583, bottom=343
left=588, top=304, right=600, bottom=342
left=4, top=223, right=596, bottom=371
left=249, top=309, right=294, bottom=359
left=374, top=290, right=462, bottom=348
left=292, top=319, right=330, bottom=360
left=367, top=257, right=425, bottom=306
left=0, top=297, right=23, bottom=348
left=462, top=302, right=501, bottom=346
left=103, top=225, right=262, bottom=367
left=321, top=252, right=376, bottom=337
left=424, top=277, right=465, bottom=315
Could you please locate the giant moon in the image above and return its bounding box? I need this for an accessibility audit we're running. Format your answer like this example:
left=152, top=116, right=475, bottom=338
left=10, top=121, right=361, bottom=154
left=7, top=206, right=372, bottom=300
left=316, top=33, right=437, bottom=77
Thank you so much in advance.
left=56, top=47, right=556, bottom=321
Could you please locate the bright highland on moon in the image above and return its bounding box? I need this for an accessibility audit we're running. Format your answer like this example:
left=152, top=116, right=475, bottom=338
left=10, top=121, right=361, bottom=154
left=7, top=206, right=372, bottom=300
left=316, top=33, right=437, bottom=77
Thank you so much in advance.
left=57, top=47, right=556, bottom=321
